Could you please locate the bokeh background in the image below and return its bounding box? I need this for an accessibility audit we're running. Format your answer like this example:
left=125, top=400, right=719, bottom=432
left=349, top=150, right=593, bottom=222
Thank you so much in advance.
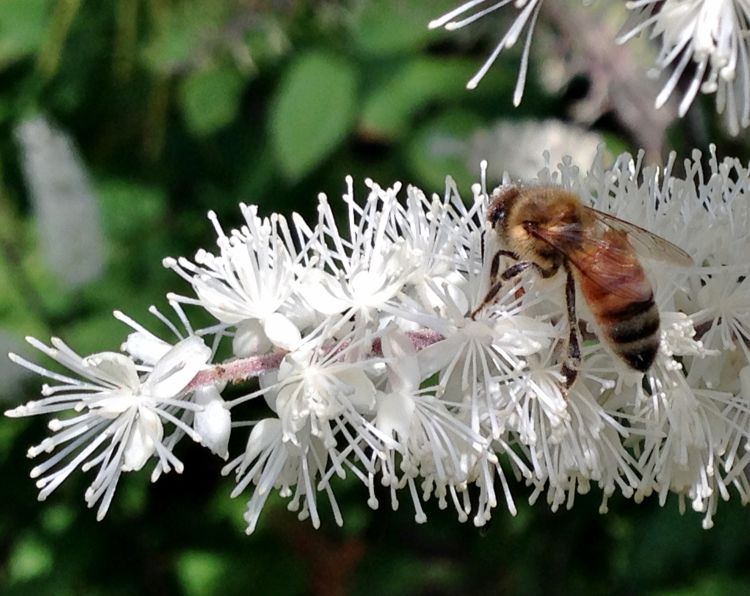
left=1, top=1, right=750, bottom=594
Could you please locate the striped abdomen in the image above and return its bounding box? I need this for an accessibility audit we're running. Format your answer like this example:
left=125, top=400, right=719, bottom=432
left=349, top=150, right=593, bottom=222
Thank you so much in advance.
left=575, top=255, right=660, bottom=372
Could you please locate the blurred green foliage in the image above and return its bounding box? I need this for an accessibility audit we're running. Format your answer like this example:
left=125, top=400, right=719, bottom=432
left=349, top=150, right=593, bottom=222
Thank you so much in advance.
left=0, top=1, right=748, bottom=595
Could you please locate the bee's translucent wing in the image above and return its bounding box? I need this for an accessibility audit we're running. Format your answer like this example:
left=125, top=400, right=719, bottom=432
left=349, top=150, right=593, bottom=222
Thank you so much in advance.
left=584, top=207, right=693, bottom=266
left=529, top=223, right=653, bottom=301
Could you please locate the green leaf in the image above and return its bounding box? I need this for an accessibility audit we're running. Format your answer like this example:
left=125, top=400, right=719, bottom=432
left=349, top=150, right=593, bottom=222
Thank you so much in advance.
left=176, top=551, right=230, bottom=596
left=142, top=1, right=229, bottom=74
left=0, top=0, right=51, bottom=71
left=244, top=16, right=288, bottom=69
left=361, top=57, right=479, bottom=140
left=8, top=533, right=54, bottom=583
left=353, top=0, right=455, bottom=55
left=405, top=110, right=481, bottom=192
left=270, top=51, right=357, bottom=181
left=0, top=227, right=47, bottom=337
left=0, top=0, right=50, bottom=69
left=40, top=505, right=75, bottom=535
left=97, top=178, right=166, bottom=240
left=179, top=64, right=246, bottom=137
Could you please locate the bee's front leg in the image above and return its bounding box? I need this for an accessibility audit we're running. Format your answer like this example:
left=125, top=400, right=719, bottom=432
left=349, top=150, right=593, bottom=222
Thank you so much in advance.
left=470, top=250, right=518, bottom=318
left=561, top=264, right=581, bottom=391
left=470, top=252, right=555, bottom=319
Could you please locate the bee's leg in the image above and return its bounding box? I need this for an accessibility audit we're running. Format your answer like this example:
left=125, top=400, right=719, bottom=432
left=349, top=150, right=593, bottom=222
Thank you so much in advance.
left=489, top=250, right=521, bottom=284
left=471, top=253, right=551, bottom=319
left=495, top=250, right=520, bottom=261
left=480, top=233, right=516, bottom=264
left=470, top=250, right=519, bottom=318
left=561, top=264, right=581, bottom=390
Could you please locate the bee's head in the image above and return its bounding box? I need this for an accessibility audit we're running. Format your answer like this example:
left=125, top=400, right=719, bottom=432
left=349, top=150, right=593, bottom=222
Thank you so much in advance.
left=487, top=185, right=520, bottom=231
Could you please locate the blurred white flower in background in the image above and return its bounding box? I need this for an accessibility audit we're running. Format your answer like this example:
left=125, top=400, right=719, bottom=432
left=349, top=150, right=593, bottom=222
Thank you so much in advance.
left=430, top=0, right=750, bottom=134
left=7, top=145, right=750, bottom=533
left=619, top=0, right=750, bottom=135
left=468, top=119, right=604, bottom=180
left=429, top=0, right=545, bottom=104
left=15, top=116, right=104, bottom=288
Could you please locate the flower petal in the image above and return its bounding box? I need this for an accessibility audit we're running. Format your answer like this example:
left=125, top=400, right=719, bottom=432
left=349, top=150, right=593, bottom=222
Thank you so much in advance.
left=122, top=408, right=163, bottom=472
left=144, top=336, right=212, bottom=398
left=376, top=390, right=415, bottom=440
left=193, top=386, right=231, bottom=460
left=233, top=319, right=272, bottom=357
left=298, top=269, right=350, bottom=314
left=82, top=351, right=140, bottom=391
left=263, top=312, right=302, bottom=351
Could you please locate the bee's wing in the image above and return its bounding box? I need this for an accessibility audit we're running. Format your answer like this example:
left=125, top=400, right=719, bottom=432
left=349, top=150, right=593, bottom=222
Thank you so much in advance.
left=584, top=207, right=694, bottom=266
left=530, top=223, right=654, bottom=301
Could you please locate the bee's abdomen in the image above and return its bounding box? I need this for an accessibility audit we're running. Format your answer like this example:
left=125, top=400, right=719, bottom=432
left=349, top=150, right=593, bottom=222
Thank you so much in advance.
left=598, top=297, right=660, bottom=372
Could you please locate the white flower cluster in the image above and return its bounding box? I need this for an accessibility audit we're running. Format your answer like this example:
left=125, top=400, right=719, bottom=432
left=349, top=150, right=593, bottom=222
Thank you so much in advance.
left=430, top=0, right=750, bottom=134
left=429, top=0, right=544, bottom=104
left=620, top=0, right=750, bottom=135
left=6, top=314, right=222, bottom=520
left=7, top=147, right=750, bottom=532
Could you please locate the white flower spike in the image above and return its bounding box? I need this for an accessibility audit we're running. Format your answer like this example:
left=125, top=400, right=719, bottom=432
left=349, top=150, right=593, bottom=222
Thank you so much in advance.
left=7, top=334, right=212, bottom=519
left=7, top=145, right=750, bottom=533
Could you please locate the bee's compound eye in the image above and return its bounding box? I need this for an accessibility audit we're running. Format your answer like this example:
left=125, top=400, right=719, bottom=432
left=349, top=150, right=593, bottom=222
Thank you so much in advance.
left=488, top=185, right=519, bottom=228
left=490, top=205, right=505, bottom=227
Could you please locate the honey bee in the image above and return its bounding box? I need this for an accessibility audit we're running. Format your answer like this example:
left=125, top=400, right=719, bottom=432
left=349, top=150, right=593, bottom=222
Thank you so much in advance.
left=473, top=185, right=693, bottom=388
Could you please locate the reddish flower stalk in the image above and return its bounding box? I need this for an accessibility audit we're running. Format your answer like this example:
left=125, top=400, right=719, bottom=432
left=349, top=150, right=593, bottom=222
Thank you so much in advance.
left=187, top=329, right=446, bottom=391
